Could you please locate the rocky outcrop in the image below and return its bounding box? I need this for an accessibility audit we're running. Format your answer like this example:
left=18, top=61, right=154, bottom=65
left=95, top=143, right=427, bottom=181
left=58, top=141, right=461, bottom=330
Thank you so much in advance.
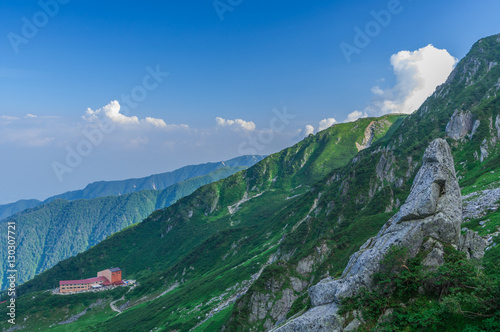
left=273, top=139, right=463, bottom=331
left=356, top=121, right=376, bottom=151
left=459, top=230, right=487, bottom=260
left=273, top=303, right=343, bottom=332
left=480, top=138, right=490, bottom=162
left=420, top=237, right=446, bottom=269
left=446, top=110, right=475, bottom=140
left=375, top=151, right=396, bottom=183
left=463, top=188, right=500, bottom=220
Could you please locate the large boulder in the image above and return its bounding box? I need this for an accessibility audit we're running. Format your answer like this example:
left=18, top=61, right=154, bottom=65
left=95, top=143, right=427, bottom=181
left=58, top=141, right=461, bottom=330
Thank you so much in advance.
left=309, top=138, right=461, bottom=306
left=273, top=139, right=464, bottom=332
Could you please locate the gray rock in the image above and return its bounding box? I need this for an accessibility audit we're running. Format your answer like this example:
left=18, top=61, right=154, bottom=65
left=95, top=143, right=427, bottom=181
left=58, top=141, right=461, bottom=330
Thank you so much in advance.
left=272, top=303, right=343, bottom=332
left=446, top=110, right=475, bottom=140
left=296, top=256, right=315, bottom=275
left=480, top=139, right=489, bottom=162
left=459, top=229, right=487, bottom=259
left=249, top=293, right=272, bottom=322
left=270, top=288, right=297, bottom=321
left=344, top=318, right=362, bottom=331
left=463, top=188, right=500, bottom=220
left=290, top=277, right=307, bottom=293
left=277, top=139, right=462, bottom=330
left=309, top=139, right=461, bottom=306
left=375, top=151, right=395, bottom=183
left=422, top=246, right=445, bottom=269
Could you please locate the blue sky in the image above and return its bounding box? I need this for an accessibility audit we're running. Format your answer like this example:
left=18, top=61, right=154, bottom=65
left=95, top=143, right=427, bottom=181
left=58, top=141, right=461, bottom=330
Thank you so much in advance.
left=0, top=0, right=499, bottom=203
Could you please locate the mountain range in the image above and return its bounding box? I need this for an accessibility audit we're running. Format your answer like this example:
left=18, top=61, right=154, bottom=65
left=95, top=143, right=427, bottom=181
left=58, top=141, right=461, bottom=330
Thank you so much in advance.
left=0, top=155, right=263, bottom=221
left=0, top=155, right=264, bottom=290
left=2, top=33, right=500, bottom=332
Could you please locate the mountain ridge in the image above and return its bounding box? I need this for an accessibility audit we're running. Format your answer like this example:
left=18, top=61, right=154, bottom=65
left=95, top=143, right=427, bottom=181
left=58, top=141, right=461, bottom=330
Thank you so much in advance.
left=0, top=155, right=265, bottom=221
left=2, top=33, right=500, bottom=332
left=0, top=162, right=262, bottom=290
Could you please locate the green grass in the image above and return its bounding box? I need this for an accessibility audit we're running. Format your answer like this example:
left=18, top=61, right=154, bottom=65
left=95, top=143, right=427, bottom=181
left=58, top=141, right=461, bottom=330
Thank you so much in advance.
left=0, top=288, right=127, bottom=331
left=191, top=304, right=235, bottom=332
left=462, top=209, right=500, bottom=236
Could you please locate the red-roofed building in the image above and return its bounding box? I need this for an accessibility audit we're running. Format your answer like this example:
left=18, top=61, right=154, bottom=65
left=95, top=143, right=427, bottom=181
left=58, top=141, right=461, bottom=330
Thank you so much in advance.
left=98, top=267, right=122, bottom=284
left=59, top=268, right=122, bottom=294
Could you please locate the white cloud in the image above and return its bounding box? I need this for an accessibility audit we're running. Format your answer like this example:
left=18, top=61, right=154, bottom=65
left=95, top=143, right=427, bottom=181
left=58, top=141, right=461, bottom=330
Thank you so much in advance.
left=215, top=117, right=256, bottom=131
left=303, top=125, right=315, bottom=137
left=84, top=100, right=139, bottom=125
left=346, top=110, right=368, bottom=122
left=144, top=117, right=167, bottom=128
left=22, top=114, right=59, bottom=120
left=366, top=45, right=457, bottom=115
left=1, top=102, right=308, bottom=201
left=318, top=118, right=337, bottom=131
left=83, top=100, right=182, bottom=129
left=0, top=101, right=190, bottom=150
left=302, top=118, right=337, bottom=137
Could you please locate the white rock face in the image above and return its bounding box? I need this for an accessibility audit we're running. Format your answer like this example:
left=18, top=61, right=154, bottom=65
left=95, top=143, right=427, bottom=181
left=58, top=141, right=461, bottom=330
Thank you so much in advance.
left=356, top=121, right=376, bottom=151
left=274, top=139, right=464, bottom=331
left=446, top=110, right=475, bottom=140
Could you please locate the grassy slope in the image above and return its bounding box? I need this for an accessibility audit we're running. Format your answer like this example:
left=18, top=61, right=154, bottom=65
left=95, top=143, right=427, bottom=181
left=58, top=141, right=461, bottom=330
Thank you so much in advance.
left=1, top=115, right=404, bottom=331
left=0, top=166, right=248, bottom=290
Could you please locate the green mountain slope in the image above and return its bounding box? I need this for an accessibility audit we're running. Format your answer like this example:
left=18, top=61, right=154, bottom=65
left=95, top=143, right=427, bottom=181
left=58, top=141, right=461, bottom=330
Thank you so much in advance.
left=4, top=114, right=403, bottom=331
left=0, top=155, right=264, bottom=221
left=227, top=33, right=500, bottom=331
left=0, top=166, right=248, bottom=290
left=4, top=33, right=500, bottom=332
